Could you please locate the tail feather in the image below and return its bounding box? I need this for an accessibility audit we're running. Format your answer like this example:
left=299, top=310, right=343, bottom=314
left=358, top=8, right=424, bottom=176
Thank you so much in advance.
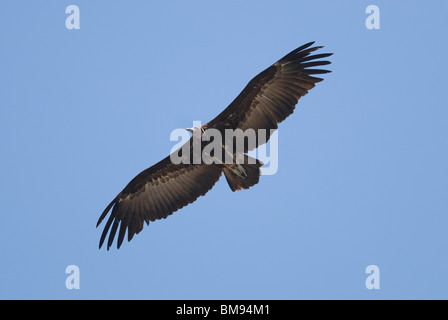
left=223, top=155, right=263, bottom=192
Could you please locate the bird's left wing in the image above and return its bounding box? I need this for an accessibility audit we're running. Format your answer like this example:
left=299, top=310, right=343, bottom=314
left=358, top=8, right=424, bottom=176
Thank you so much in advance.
left=97, top=149, right=223, bottom=250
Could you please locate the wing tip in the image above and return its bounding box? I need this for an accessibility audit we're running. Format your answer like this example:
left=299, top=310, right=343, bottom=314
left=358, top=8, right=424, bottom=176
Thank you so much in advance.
left=96, top=198, right=117, bottom=228
left=279, top=42, right=332, bottom=65
left=97, top=197, right=119, bottom=250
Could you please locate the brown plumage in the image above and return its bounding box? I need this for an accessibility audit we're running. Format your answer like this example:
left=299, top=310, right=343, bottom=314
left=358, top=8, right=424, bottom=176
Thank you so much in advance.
left=97, top=42, right=332, bottom=249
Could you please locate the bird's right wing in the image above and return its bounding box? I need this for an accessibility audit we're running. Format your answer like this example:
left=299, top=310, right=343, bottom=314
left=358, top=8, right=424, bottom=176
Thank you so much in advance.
left=97, top=145, right=223, bottom=250
left=207, top=42, right=332, bottom=151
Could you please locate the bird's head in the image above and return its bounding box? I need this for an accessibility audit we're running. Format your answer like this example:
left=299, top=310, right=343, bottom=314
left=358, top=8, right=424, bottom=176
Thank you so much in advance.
left=186, top=126, right=203, bottom=138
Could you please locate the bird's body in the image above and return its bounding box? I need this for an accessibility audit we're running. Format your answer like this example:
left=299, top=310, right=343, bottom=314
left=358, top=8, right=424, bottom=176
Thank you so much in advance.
left=97, top=42, right=332, bottom=249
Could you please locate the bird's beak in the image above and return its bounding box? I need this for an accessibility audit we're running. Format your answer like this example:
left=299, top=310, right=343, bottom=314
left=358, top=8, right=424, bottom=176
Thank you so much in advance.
left=186, top=128, right=193, bottom=134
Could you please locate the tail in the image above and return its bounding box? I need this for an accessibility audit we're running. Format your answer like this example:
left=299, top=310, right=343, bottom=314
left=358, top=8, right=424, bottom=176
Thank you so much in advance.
left=223, top=155, right=263, bottom=192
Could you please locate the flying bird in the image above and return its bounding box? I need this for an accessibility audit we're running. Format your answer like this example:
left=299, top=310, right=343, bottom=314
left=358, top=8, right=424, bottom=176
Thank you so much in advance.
left=97, top=42, right=332, bottom=250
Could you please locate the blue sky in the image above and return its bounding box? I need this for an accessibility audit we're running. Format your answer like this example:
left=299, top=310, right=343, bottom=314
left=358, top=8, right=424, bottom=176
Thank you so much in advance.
left=1, top=1, right=447, bottom=299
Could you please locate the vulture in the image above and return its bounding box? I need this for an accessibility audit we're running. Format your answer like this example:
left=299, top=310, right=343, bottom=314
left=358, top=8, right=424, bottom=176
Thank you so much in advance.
left=97, top=42, right=332, bottom=250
